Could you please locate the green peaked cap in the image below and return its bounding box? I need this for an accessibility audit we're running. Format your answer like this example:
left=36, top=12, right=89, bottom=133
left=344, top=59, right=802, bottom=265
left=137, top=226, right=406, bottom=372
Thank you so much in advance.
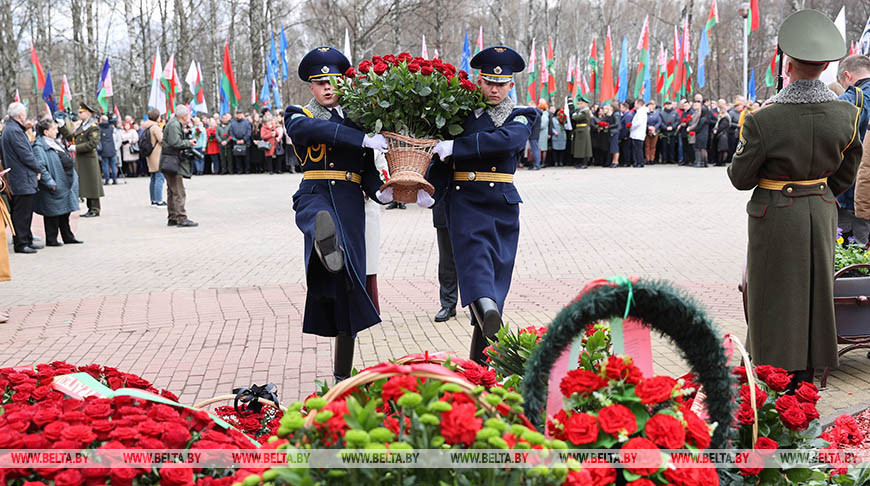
left=778, top=9, right=846, bottom=63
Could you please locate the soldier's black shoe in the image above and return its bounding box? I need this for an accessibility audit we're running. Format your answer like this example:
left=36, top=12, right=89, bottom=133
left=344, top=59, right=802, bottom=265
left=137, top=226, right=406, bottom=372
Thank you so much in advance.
left=434, top=306, right=456, bottom=322
left=469, top=326, right=489, bottom=364
left=314, top=210, right=344, bottom=273
left=470, top=297, right=502, bottom=339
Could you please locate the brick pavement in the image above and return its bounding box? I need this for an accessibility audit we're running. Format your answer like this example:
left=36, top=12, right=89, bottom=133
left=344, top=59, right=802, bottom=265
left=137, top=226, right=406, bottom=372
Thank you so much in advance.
left=2, top=167, right=868, bottom=418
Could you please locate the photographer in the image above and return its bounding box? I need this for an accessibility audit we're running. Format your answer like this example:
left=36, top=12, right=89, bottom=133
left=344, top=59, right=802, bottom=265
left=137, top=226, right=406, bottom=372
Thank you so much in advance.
left=159, top=105, right=198, bottom=227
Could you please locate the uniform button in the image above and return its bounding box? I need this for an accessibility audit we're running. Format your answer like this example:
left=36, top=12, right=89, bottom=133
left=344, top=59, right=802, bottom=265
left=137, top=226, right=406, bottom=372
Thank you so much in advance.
left=491, top=167, right=497, bottom=172
left=455, top=185, right=461, bottom=191
left=331, top=181, right=336, bottom=186
left=820, top=184, right=825, bottom=190
left=329, top=162, right=335, bottom=168
left=786, top=187, right=793, bottom=194
left=489, top=182, right=495, bottom=188
left=345, top=172, right=352, bottom=181
left=467, top=172, right=476, bottom=181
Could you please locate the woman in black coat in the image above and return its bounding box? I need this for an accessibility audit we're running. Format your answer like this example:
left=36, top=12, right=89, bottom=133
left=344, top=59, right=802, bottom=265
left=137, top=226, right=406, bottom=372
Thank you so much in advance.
left=712, top=104, right=732, bottom=166
left=688, top=101, right=710, bottom=167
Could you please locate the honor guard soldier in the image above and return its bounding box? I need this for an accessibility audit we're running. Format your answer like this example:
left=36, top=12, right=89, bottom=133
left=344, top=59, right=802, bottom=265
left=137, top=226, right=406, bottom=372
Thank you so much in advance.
left=284, top=47, right=388, bottom=383
left=59, top=102, right=103, bottom=217
left=729, top=10, right=863, bottom=390
left=428, top=46, right=539, bottom=364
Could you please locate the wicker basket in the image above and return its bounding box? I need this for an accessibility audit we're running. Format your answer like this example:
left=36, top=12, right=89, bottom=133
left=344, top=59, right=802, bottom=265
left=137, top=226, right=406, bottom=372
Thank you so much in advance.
left=193, top=394, right=287, bottom=413
left=380, top=131, right=438, bottom=204
left=302, top=362, right=494, bottom=427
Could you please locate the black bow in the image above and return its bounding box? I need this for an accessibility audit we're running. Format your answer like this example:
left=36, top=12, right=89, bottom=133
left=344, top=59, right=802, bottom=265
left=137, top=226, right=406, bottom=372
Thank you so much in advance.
left=231, top=383, right=280, bottom=414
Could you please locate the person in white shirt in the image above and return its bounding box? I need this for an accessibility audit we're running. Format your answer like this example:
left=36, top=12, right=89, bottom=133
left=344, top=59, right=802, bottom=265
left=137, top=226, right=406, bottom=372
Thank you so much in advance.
left=629, top=99, right=648, bottom=168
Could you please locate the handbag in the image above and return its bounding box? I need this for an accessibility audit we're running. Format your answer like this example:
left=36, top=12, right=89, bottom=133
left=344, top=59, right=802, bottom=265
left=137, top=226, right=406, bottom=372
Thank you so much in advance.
left=129, top=142, right=140, bottom=154
left=159, top=153, right=180, bottom=175
left=255, top=140, right=272, bottom=151
left=233, top=144, right=248, bottom=156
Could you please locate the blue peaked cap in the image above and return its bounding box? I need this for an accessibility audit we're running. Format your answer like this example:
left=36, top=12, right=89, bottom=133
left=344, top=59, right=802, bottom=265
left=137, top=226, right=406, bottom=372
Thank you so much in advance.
left=470, top=46, right=525, bottom=83
left=298, top=46, right=351, bottom=82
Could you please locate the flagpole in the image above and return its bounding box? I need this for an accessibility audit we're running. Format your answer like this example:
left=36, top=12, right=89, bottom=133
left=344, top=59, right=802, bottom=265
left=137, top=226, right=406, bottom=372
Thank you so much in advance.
left=740, top=3, right=749, bottom=99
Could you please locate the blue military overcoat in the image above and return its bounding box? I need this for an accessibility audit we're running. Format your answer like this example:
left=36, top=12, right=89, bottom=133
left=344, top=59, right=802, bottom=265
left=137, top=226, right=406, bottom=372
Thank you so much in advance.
left=429, top=104, right=538, bottom=313
left=284, top=103, right=383, bottom=337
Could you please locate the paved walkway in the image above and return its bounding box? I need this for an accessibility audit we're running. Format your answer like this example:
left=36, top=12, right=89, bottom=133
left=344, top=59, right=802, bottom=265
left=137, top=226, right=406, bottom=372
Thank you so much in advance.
left=2, top=166, right=868, bottom=418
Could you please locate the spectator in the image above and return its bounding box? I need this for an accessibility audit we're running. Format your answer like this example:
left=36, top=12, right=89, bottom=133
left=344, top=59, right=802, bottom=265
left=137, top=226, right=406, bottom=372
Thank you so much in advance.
left=712, top=99, right=732, bottom=166
left=119, top=118, right=140, bottom=177
left=629, top=98, right=648, bottom=168
left=0, top=165, right=11, bottom=322
left=678, top=99, right=694, bottom=166
left=141, top=109, right=166, bottom=206
left=658, top=101, right=679, bottom=163
left=687, top=100, right=710, bottom=168
left=644, top=101, right=661, bottom=164
left=191, top=116, right=207, bottom=175
left=250, top=112, right=264, bottom=173
left=160, top=105, right=198, bottom=227
left=205, top=117, right=220, bottom=174
left=836, top=54, right=870, bottom=244
left=0, top=102, right=42, bottom=253
left=537, top=100, right=550, bottom=168
left=32, top=118, right=83, bottom=247
left=727, top=95, right=746, bottom=161
left=113, top=118, right=123, bottom=176
left=618, top=101, right=634, bottom=166
left=273, top=117, right=285, bottom=174
left=98, top=115, right=118, bottom=185
left=260, top=115, right=278, bottom=174
left=216, top=113, right=232, bottom=174
left=527, top=103, right=542, bottom=170
left=229, top=110, right=252, bottom=174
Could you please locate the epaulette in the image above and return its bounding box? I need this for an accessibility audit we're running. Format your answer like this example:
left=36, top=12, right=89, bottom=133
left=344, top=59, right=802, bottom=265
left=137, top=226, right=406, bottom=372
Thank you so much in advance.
left=286, top=105, right=313, bottom=120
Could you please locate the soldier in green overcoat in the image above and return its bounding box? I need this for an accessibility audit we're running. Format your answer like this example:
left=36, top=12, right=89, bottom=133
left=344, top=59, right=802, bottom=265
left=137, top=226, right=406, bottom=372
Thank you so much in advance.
left=59, top=103, right=103, bottom=217
left=570, top=97, right=593, bottom=168
left=728, top=9, right=863, bottom=388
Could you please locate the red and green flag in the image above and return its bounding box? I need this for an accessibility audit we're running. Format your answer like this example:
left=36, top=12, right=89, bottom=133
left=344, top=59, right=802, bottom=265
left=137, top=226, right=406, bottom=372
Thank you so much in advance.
left=748, top=0, right=760, bottom=34
left=59, top=75, right=72, bottom=111
left=546, top=38, right=556, bottom=96
left=251, top=80, right=258, bottom=111
left=567, top=54, right=576, bottom=99
left=31, top=43, right=46, bottom=95
left=160, top=54, right=182, bottom=115
left=764, top=47, right=778, bottom=87
left=633, top=15, right=650, bottom=99
left=527, top=38, right=537, bottom=104
left=539, top=45, right=547, bottom=100
left=588, top=38, right=598, bottom=101
left=221, top=41, right=242, bottom=111
left=600, top=27, right=615, bottom=104
left=473, top=26, right=483, bottom=76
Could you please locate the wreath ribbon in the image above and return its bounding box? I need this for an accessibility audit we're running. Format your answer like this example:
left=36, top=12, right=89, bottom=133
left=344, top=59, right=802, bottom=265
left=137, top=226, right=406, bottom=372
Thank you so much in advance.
left=231, top=383, right=280, bottom=414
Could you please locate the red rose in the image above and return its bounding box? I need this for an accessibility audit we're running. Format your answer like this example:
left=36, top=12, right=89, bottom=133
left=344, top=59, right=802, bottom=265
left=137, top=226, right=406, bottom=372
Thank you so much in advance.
left=460, top=79, right=476, bottom=91
left=764, top=372, right=791, bottom=392
left=754, top=364, right=784, bottom=381
left=780, top=406, right=808, bottom=431
left=598, top=404, right=637, bottom=435
left=137, top=420, right=164, bottom=437
left=800, top=402, right=819, bottom=422
left=31, top=386, right=51, bottom=401
left=420, top=65, right=434, bottom=76
left=563, top=412, right=599, bottom=445
left=358, top=61, right=372, bottom=74
left=54, top=469, right=85, bottom=486
left=460, top=363, right=497, bottom=387
left=683, top=408, right=712, bottom=449
left=43, top=421, right=67, bottom=441
left=7, top=373, right=33, bottom=385
left=11, top=392, right=31, bottom=402
left=732, top=366, right=748, bottom=383
left=580, top=458, right=617, bottom=486
left=795, top=382, right=819, bottom=404
left=440, top=402, right=482, bottom=446
left=373, top=62, right=389, bottom=75
left=0, top=431, right=23, bottom=449
left=109, top=427, right=139, bottom=442
left=61, top=424, right=97, bottom=445
left=383, top=54, right=397, bottom=64
left=688, top=130, right=695, bottom=136
left=344, top=67, right=356, bottom=78
left=458, top=70, right=469, bottom=80
left=23, top=482, right=49, bottom=486
left=736, top=402, right=756, bottom=426
left=83, top=401, right=113, bottom=419
left=626, top=122, right=633, bottom=128
left=635, top=376, right=677, bottom=404
left=737, top=450, right=765, bottom=476
left=407, top=62, right=420, bottom=73
left=138, top=437, right=167, bottom=450
left=755, top=437, right=778, bottom=456
left=162, top=422, right=192, bottom=448
left=149, top=404, right=182, bottom=421
left=622, top=437, right=662, bottom=476
left=560, top=369, right=608, bottom=398
left=627, top=480, right=656, bottom=486
left=397, top=52, right=412, bottom=62
left=109, top=467, right=140, bottom=486
left=831, top=415, right=865, bottom=446
left=160, top=467, right=194, bottom=486
left=563, top=470, right=593, bottom=486
left=644, top=413, right=686, bottom=449
left=22, top=433, right=49, bottom=449
left=664, top=454, right=720, bottom=485
left=382, top=375, right=418, bottom=404
left=739, top=384, right=767, bottom=410
left=371, top=56, right=384, bottom=65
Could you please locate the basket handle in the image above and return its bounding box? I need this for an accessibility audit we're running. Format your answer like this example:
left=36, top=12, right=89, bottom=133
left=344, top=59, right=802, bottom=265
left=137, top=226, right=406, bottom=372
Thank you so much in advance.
left=724, top=334, right=759, bottom=448
left=192, top=394, right=289, bottom=412
left=303, top=363, right=494, bottom=427
left=834, top=263, right=870, bottom=280
left=521, top=278, right=735, bottom=450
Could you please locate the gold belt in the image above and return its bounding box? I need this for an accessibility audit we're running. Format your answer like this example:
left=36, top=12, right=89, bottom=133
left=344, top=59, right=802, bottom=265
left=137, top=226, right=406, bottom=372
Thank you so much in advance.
left=577, top=123, right=588, bottom=127
left=758, top=177, right=827, bottom=191
left=453, top=171, right=514, bottom=183
left=303, top=170, right=361, bottom=184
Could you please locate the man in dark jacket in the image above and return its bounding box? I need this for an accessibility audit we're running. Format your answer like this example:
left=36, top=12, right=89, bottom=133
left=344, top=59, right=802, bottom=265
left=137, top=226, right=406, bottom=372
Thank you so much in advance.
left=727, top=96, right=746, bottom=161
left=658, top=101, right=680, bottom=163
left=229, top=111, right=252, bottom=174
left=618, top=102, right=634, bottom=166
left=527, top=106, right=542, bottom=170
left=161, top=105, right=198, bottom=227
left=835, top=54, right=870, bottom=244
left=98, top=115, right=118, bottom=185
left=1, top=102, right=41, bottom=253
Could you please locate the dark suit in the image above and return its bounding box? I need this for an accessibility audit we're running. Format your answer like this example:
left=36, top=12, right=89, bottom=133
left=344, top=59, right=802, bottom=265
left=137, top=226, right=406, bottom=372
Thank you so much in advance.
left=432, top=196, right=457, bottom=310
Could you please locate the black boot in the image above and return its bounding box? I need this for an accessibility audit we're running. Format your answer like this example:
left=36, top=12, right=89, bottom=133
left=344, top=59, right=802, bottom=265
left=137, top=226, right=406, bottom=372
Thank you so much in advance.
left=469, top=326, right=489, bottom=364
left=333, top=334, right=355, bottom=383
left=787, top=368, right=815, bottom=394
left=468, top=297, right=502, bottom=364
left=314, top=210, right=344, bottom=273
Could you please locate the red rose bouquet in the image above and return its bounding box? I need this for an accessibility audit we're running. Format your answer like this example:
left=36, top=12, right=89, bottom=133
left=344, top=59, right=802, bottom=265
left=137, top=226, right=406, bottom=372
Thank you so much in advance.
left=214, top=404, right=282, bottom=444
left=557, top=108, right=568, bottom=126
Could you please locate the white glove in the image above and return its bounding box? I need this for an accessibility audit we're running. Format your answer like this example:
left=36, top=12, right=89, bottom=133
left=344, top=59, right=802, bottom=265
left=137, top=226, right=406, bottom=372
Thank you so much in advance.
left=416, top=189, right=434, bottom=208
left=375, top=187, right=394, bottom=204
left=362, top=134, right=388, bottom=152
left=56, top=117, right=65, bottom=128
left=433, top=140, right=453, bottom=161
left=68, top=145, right=76, bottom=152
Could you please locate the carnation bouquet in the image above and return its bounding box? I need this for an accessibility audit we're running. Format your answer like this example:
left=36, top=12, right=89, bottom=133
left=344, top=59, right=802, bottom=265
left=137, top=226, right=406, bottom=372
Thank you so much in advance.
left=334, top=53, right=485, bottom=203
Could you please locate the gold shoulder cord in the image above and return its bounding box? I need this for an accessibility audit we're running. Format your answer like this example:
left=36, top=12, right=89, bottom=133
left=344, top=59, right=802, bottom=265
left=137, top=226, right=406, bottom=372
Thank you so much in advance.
left=293, top=108, right=326, bottom=166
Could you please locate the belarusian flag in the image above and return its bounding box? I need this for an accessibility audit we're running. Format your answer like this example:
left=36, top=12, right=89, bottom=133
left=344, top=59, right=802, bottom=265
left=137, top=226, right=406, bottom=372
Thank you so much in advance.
left=567, top=54, right=576, bottom=99
left=161, top=54, right=180, bottom=114
left=59, top=75, right=72, bottom=111
left=764, top=47, right=778, bottom=87
left=633, top=15, right=650, bottom=99
left=656, top=43, right=667, bottom=95
left=220, top=41, right=242, bottom=112
left=747, top=0, right=760, bottom=34
left=13, top=89, right=20, bottom=103
left=599, top=27, right=615, bottom=104
left=473, top=26, right=483, bottom=75
left=251, top=80, right=258, bottom=111
left=527, top=38, right=537, bottom=104
left=113, top=105, right=121, bottom=120
left=666, top=26, right=679, bottom=100
left=575, top=55, right=583, bottom=102
left=185, top=60, right=208, bottom=113
left=540, top=45, right=547, bottom=99
left=581, top=75, right=590, bottom=96
left=31, top=43, right=46, bottom=95
left=680, top=18, right=691, bottom=98
left=96, top=58, right=113, bottom=113
left=588, top=38, right=598, bottom=101
left=147, top=48, right=166, bottom=114
left=546, top=38, right=556, bottom=96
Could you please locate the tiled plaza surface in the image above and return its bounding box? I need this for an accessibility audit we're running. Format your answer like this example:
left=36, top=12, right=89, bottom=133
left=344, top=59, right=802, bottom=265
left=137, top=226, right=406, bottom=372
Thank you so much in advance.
left=2, top=166, right=868, bottom=420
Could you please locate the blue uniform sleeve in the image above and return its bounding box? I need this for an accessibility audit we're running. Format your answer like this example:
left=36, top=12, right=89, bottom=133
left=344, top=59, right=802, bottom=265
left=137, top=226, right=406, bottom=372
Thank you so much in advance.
left=452, top=108, right=538, bottom=160
left=426, top=158, right=451, bottom=203
left=284, top=105, right=366, bottom=148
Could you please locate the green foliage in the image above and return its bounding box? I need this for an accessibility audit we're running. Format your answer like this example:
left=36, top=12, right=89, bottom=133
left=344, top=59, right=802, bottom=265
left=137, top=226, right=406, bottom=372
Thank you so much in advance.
left=834, top=243, right=870, bottom=277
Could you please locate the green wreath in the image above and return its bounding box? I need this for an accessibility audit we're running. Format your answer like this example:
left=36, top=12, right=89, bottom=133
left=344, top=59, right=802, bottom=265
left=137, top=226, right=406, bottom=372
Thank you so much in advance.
left=521, top=278, right=735, bottom=449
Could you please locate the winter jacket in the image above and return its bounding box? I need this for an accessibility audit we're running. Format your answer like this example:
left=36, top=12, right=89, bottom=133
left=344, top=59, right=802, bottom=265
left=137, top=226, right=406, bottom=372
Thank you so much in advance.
left=0, top=118, right=40, bottom=195
left=98, top=121, right=116, bottom=158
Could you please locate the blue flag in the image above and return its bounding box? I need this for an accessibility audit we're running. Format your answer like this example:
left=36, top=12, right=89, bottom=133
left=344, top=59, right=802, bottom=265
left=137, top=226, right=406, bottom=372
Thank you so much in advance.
left=270, top=34, right=279, bottom=79
left=460, top=31, right=471, bottom=74
left=266, top=58, right=282, bottom=109
left=96, top=58, right=110, bottom=95
left=748, top=67, right=756, bottom=101
left=697, top=29, right=710, bottom=89
left=260, top=71, right=271, bottom=110
left=280, top=26, right=289, bottom=80
left=617, top=36, right=629, bottom=102
left=42, top=70, right=57, bottom=114
left=219, top=85, right=229, bottom=115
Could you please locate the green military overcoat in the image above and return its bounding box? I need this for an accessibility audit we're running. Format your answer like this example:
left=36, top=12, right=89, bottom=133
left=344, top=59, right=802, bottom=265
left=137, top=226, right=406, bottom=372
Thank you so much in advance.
left=61, top=119, right=103, bottom=199
left=570, top=108, right=593, bottom=159
left=728, top=79, right=862, bottom=371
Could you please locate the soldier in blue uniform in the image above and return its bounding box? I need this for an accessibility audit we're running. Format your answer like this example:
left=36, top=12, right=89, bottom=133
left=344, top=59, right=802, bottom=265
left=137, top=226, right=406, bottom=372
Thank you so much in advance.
left=284, top=47, right=389, bottom=382
left=429, top=46, right=539, bottom=364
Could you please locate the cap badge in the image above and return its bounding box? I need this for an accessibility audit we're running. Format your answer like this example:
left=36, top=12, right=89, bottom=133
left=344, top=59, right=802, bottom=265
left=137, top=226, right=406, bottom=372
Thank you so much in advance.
left=494, top=47, right=506, bottom=53
left=318, top=47, right=330, bottom=52
left=493, top=66, right=503, bottom=74
left=321, top=65, right=330, bottom=74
